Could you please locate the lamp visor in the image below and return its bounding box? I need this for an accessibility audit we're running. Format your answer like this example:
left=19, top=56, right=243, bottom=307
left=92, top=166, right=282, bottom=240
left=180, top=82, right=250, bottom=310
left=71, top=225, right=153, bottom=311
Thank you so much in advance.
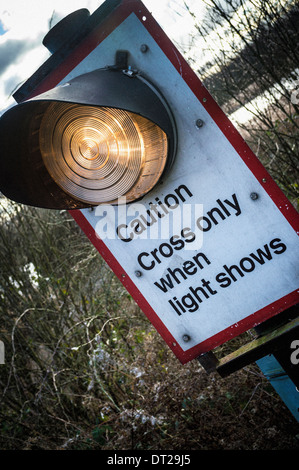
left=0, top=68, right=176, bottom=209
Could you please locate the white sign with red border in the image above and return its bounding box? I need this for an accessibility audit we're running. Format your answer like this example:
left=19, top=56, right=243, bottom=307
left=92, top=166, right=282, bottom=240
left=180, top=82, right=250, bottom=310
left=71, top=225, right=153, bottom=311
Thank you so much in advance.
left=21, top=0, right=299, bottom=363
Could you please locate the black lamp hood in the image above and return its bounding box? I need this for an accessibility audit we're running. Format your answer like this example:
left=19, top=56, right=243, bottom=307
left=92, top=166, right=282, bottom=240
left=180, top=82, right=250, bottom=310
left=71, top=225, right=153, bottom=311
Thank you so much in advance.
left=0, top=68, right=177, bottom=209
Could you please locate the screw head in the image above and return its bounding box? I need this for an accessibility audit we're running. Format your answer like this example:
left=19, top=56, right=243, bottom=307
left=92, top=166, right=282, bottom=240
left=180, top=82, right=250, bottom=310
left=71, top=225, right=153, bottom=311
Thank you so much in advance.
left=250, top=192, right=259, bottom=200
left=135, top=270, right=142, bottom=277
left=182, top=334, right=191, bottom=342
left=196, top=119, right=204, bottom=128
left=140, top=44, right=148, bottom=53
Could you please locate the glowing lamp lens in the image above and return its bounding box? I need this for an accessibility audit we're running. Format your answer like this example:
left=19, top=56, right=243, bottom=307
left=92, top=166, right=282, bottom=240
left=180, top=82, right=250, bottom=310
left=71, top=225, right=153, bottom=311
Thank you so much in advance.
left=39, top=103, right=168, bottom=204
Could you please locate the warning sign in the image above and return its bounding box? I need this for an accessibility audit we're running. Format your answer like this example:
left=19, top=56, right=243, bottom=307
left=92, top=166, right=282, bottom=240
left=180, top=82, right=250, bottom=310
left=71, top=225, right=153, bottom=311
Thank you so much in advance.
left=16, top=0, right=299, bottom=363
left=72, top=7, right=298, bottom=363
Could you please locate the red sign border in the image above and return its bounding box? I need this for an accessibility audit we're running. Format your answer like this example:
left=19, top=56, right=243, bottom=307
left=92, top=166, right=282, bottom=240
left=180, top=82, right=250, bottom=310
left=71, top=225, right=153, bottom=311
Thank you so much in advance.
left=22, top=0, right=299, bottom=363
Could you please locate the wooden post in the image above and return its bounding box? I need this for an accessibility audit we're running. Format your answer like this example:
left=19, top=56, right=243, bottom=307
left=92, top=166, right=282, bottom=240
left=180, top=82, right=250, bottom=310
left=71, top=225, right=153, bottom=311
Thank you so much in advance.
left=215, top=316, right=299, bottom=385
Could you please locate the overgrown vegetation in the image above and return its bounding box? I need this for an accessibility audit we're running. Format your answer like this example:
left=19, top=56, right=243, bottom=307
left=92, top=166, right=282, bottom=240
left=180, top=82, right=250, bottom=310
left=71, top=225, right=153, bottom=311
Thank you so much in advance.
left=184, top=0, right=299, bottom=206
left=0, top=201, right=298, bottom=450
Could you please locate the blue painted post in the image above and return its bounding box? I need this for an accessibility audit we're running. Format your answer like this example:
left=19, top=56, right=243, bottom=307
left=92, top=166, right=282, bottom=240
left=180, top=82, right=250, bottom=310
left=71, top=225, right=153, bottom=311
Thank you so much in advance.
left=256, top=354, right=299, bottom=423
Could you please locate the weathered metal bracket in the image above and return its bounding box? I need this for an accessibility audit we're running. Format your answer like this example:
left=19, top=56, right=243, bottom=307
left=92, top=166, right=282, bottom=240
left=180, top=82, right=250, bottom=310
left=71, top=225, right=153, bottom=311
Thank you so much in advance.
left=114, top=50, right=129, bottom=70
left=216, top=317, right=299, bottom=380
left=196, top=311, right=299, bottom=388
left=197, top=351, right=219, bottom=374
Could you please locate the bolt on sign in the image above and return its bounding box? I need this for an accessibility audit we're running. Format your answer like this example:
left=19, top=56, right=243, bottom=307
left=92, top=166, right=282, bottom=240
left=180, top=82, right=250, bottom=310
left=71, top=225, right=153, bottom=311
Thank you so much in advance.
left=1, top=0, right=299, bottom=364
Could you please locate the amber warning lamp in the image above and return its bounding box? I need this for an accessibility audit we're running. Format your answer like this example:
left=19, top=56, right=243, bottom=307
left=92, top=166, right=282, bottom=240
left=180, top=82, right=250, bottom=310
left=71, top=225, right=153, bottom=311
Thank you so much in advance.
left=0, top=10, right=177, bottom=209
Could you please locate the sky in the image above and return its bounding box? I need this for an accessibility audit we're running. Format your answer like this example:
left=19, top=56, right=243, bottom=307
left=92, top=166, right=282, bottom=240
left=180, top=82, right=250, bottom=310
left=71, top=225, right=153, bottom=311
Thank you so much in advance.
left=1, top=0, right=287, bottom=125
left=0, top=0, right=206, bottom=114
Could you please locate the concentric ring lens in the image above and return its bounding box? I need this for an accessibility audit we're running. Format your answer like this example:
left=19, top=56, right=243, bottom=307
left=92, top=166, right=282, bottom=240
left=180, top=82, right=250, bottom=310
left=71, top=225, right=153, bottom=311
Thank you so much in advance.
left=39, top=103, right=168, bottom=204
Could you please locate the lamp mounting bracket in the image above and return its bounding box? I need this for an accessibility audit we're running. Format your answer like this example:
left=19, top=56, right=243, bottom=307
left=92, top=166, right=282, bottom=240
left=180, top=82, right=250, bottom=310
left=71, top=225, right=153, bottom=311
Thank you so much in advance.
left=114, top=50, right=129, bottom=70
